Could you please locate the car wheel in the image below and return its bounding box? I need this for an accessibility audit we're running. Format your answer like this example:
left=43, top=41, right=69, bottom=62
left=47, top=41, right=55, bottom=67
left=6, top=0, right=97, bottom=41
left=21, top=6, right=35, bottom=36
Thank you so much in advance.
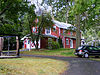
left=95, top=56, right=99, bottom=58
left=84, top=53, right=89, bottom=58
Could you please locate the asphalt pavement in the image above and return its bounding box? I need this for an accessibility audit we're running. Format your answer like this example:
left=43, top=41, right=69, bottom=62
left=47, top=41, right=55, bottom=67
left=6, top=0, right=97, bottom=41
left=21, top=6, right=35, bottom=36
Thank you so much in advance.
left=21, top=54, right=100, bottom=75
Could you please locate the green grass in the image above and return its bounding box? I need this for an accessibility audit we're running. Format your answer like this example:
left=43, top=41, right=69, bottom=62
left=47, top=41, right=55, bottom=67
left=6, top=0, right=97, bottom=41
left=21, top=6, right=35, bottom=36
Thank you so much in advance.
left=90, top=58, right=100, bottom=61
left=0, top=57, right=68, bottom=75
left=21, top=48, right=75, bottom=57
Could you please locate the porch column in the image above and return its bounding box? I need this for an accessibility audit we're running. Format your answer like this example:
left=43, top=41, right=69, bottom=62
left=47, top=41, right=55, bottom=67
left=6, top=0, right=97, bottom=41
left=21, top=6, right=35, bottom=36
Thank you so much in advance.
left=16, top=36, right=20, bottom=56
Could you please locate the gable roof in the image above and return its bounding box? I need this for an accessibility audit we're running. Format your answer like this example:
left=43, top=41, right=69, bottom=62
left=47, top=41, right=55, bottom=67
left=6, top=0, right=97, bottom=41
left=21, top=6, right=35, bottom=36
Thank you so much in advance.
left=53, top=20, right=72, bottom=29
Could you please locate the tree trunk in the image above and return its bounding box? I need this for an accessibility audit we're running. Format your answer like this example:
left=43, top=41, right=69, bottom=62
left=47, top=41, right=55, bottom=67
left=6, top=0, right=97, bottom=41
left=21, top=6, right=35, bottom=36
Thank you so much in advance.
left=28, top=17, right=36, bottom=49
left=0, top=37, right=3, bottom=56
left=16, top=36, right=20, bottom=56
left=76, top=14, right=81, bottom=49
left=36, top=38, right=39, bottom=49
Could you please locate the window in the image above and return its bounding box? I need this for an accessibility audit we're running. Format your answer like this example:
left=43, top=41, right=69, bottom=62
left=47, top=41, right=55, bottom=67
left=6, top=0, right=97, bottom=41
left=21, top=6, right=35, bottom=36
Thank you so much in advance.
left=45, top=28, right=51, bottom=34
left=78, top=46, right=83, bottom=50
left=66, top=39, right=69, bottom=45
left=70, top=31, right=73, bottom=35
left=63, top=29, right=65, bottom=34
left=87, top=47, right=93, bottom=50
left=33, top=27, right=36, bottom=32
left=53, top=26, right=56, bottom=32
left=93, top=47, right=99, bottom=50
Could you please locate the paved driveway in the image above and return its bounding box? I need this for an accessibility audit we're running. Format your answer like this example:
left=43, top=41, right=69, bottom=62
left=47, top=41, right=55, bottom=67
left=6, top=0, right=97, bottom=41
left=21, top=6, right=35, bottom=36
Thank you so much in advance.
left=21, top=54, right=100, bottom=75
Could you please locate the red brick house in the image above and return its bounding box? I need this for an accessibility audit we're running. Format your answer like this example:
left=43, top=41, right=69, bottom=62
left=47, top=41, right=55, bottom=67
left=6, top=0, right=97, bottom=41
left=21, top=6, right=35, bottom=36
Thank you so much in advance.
left=21, top=20, right=76, bottom=49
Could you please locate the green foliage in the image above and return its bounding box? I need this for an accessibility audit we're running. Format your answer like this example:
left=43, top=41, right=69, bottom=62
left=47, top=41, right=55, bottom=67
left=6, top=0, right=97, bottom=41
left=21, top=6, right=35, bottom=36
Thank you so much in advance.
left=98, top=31, right=100, bottom=37
left=0, top=0, right=29, bottom=22
left=58, top=37, right=63, bottom=48
left=48, top=39, right=60, bottom=49
left=22, top=2, right=54, bottom=49
left=0, top=0, right=30, bottom=35
left=21, top=48, right=75, bottom=57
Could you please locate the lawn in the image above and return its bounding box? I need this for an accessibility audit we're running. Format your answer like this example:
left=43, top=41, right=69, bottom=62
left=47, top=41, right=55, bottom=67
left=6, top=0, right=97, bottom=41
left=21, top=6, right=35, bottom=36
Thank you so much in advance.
left=0, top=57, right=68, bottom=75
left=90, top=58, right=100, bottom=61
left=21, top=48, right=75, bottom=57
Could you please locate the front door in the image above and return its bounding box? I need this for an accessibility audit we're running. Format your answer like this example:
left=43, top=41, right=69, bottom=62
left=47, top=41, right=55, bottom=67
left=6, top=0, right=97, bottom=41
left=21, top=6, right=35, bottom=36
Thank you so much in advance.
left=70, top=39, right=73, bottom=48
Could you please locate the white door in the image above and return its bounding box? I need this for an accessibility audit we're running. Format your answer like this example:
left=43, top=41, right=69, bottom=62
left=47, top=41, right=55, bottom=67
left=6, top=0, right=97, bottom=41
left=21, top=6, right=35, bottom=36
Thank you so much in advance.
left=70, top=39, right=73, bottom=48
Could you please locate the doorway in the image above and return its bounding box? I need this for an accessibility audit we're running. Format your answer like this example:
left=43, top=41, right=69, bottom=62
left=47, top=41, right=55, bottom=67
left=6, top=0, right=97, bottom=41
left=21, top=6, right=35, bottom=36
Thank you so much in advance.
left=70, top=39, right=73, bottom=48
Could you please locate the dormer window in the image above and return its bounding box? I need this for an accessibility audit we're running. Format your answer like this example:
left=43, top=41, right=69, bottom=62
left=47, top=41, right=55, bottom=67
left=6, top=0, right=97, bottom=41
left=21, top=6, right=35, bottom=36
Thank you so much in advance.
left=45, top=28, right=51, bottom=34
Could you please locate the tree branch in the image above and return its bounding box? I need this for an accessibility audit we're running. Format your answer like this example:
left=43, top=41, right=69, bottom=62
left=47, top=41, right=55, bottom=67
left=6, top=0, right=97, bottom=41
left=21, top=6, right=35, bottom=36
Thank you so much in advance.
left=0, top=2, right=12, bottom=16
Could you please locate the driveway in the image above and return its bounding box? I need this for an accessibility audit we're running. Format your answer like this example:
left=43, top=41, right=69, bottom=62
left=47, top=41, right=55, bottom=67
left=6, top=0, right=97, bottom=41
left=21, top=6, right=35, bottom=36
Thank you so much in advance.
left=21, top=54, right=100, bottom=75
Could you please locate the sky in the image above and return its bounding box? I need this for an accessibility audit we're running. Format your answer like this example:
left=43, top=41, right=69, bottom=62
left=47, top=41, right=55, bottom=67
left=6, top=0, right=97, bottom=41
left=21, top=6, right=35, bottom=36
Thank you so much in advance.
left=30, top=0, right=52, bottom=15
left=31, top=0, right=42, bottom=5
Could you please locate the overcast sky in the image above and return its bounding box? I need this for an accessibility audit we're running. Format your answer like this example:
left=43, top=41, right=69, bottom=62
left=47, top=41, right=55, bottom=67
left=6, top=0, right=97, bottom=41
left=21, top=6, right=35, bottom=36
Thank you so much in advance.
left=30, top=0, right=51, bottom=15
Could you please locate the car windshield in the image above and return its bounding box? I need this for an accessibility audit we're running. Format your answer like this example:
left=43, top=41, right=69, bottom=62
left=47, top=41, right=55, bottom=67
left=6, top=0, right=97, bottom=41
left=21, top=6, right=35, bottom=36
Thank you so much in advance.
left=78, top=46, right=83, bottom=50
left=97, top=47, right=100, bottom=49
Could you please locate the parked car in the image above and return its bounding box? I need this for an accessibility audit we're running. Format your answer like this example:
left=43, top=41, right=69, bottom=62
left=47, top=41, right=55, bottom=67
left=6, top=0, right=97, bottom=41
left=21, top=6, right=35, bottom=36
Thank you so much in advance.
left=97, top=46, right=100, bottom=49
left=75, top=46, right=100, bottom=58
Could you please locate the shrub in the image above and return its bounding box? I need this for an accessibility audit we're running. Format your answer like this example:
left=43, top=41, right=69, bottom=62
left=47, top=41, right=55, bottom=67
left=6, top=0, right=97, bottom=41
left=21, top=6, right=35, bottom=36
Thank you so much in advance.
left=48, top=39, right=60, bottom=49
left=58, top=37, right=63, bottom=48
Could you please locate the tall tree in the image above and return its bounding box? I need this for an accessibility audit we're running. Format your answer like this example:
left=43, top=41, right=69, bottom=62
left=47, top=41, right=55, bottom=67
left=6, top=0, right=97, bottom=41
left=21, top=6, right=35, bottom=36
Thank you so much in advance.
left=23, top=1, right=54, bottom=49
left=69, top=0, right=100, bottom=48
left=46, top=0, right=100, bottom=48
left=0, top=0, right=29, bottom=35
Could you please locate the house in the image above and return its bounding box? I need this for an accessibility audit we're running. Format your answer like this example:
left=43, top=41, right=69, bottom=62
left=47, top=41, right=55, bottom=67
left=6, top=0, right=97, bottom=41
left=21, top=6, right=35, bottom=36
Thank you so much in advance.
left=21, top=20, right=77, bottom=49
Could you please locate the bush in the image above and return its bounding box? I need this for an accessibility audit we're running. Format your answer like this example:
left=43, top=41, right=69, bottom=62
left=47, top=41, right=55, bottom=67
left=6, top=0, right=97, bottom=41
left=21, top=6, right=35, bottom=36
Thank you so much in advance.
left=58, top=37, right=63, bottom=48
left=48, top=40, right=60, bottom=49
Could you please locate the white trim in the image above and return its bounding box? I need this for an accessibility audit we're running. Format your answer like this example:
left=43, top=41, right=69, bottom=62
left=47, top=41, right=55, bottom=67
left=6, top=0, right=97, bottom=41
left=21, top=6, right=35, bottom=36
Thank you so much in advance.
left=59, top=28, right=60, bottom=36
left=53, top=26, right=56, bottom=29
left=53, top=26, right=56, bottom=32
left=66, top=39, right=69, bottom=45
left=25, top=39, right=40, bottom=49
left=32, top=27, right=36, bottom=32
left=70, top=31, right=73, bottom=35
left=70, top=39, right=73, bottom=48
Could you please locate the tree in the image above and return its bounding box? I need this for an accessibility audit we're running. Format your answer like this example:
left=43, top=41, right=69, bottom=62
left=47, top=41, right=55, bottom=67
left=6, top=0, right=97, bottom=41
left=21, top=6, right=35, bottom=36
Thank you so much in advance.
left=0, top=0, right=29, bottom=35
left=45, top=0, right=100, bottom=48
left=44, top=0, right=73, bottom=22
left=98, top=31, right=100, bottom=38
left=23, top=1, right=54, bottom=49
left=69, top=0, right=100, bottom=48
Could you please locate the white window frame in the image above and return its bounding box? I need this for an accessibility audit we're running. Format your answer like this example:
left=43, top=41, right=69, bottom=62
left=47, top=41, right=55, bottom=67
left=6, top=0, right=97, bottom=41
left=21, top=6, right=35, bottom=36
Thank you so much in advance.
left=59, top=28, right=60, bottom=36
left=70, top=31, right=73, bottom=35
left=70, top=39, right=73, bottom=48
left=53, top=26, right=56, bottom=32
left=63, top=29, right=65, bottom=34
left=33, top=27, right=36, bottom=32
left=66, top=39, right=69, bottom=45
left=45, top=28, right=51, bottom=35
